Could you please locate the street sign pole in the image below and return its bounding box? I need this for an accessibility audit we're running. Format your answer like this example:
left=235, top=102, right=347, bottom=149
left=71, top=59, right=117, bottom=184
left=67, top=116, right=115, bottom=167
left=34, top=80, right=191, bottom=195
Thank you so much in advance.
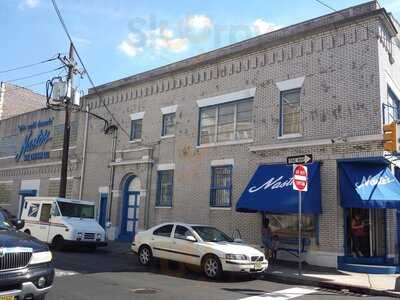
left=298, top=190, right=302, bottom=276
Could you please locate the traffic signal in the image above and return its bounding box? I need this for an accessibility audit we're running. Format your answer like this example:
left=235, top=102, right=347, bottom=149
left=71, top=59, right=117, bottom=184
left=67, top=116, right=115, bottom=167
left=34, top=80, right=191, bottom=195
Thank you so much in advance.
left=383, top=122, right=398, bottom=152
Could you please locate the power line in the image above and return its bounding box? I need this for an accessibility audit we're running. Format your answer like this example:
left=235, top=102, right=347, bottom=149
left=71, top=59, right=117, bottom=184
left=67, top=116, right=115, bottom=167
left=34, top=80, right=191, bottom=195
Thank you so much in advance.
left=50, top=0, right=129, bottom=137
left=4, top=66, right=65, bottom=83
left=0, top=56, right=59, bottom=74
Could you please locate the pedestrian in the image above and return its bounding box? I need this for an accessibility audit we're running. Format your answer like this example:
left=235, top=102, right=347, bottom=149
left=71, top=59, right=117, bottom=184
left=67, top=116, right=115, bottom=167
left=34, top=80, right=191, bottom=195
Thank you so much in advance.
left=261, top=217, right=273, bottom=259
left=271, top=235, right=280, bottom=263
left=351, top=213, right=365, bottom=257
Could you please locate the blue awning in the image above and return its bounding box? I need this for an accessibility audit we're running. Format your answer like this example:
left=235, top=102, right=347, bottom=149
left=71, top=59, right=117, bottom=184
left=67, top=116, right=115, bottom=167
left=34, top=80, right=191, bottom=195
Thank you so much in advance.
left=339, top=162, right=400, bottom=209
left=236, top=163, right=322, bottom=214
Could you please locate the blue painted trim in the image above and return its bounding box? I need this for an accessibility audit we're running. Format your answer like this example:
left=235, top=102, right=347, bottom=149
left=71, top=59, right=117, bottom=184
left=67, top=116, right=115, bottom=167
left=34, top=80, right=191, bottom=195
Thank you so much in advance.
left=118, top=176, right=140, bottom=242
left=99, top=193, right=108, bottom=229
left=338, top=261, right=399, bottom=274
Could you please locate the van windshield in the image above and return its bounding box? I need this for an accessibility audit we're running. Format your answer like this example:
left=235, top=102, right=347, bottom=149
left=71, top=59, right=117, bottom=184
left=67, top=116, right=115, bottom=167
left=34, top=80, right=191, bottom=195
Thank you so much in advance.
left=57, top=201, right=95, bottom=219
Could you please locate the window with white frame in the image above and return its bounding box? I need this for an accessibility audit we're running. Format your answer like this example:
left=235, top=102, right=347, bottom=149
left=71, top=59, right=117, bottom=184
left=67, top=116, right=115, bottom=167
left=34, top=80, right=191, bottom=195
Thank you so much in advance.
left=156, top=170, right=174, bottom=207
left=130, top=119, right=142, bottom=141
left=387, top=87, right=400, bottom=123
left=162, top=113, right=176, bottom=136
left=210, top=165, right=232, bottom=207
left=199, top=98, right=253, bottom=145
left=280, top=89, right=301, bottom=136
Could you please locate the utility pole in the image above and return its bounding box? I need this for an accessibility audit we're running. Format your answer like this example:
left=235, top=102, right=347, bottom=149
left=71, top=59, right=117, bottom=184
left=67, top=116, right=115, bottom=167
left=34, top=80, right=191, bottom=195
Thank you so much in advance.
left=59, top=43, right=74, bottom=198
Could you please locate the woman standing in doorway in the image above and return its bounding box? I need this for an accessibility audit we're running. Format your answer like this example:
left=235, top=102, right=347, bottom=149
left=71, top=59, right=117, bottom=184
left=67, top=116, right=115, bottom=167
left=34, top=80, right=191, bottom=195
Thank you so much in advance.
left=351, top=213, right=366, bottom=257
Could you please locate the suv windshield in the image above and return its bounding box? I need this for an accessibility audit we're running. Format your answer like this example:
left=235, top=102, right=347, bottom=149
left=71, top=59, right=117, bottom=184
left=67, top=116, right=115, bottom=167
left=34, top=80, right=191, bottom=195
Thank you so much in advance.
left=192, top=226, right=233, bottom=242
left=57, top=201, right=95, bottom=219
left=0, top=211, right=11, bottom=230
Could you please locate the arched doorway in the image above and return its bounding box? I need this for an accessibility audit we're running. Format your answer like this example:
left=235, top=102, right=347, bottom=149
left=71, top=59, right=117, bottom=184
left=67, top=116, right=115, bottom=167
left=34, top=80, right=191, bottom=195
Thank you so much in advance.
left=119, top=175, right=141, bottom=241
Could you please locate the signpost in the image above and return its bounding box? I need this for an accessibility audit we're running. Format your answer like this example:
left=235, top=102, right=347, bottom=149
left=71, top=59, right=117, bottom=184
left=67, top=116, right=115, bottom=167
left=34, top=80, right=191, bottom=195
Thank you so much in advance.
left=292, top=164, right=308, bottom=276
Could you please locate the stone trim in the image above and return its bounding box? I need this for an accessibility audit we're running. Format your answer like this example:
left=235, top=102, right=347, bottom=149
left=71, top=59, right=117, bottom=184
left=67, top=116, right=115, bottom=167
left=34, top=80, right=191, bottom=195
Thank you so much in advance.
left=275, top=77, right=305, bottom=91
left=157, top=163, right=175, bottom=171
left=161, top=105, right=178, bottom=115
left=130, top=111, right=145, bottom=120
left=211, top=159, right=234, bottom=167
left=196, top=88, right=256, bottom=107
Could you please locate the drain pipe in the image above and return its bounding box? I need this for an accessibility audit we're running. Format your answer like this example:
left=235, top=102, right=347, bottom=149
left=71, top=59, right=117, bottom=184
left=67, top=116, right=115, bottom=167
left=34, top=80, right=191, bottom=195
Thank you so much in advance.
left=144, top=147, right=153, bottom=229
left=107, top=126, right=118, bottom=224
left=78, top=104, right=90, bottom=200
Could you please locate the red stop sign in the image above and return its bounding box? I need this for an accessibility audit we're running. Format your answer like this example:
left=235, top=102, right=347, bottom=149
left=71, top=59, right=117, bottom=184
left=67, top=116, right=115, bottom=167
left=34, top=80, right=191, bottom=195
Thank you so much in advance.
left=293, top=164, right=308, bottom=191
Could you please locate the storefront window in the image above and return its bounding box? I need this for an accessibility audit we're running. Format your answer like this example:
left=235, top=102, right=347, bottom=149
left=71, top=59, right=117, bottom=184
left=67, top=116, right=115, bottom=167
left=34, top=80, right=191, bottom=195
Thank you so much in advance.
left=264, top=213, right=316, bottom=237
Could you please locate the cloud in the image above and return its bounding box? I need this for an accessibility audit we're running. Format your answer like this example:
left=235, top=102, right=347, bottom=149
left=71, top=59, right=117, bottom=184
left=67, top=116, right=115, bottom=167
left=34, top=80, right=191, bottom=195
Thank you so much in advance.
left=146, top=28, right=188, bottom=53
left=251, top=19, right=281, bottom=35
left=185, top=15, right=213, bottom=30
left=117, top=33, right=143, bottom=57
left=18, top=0, right=39, bottom=9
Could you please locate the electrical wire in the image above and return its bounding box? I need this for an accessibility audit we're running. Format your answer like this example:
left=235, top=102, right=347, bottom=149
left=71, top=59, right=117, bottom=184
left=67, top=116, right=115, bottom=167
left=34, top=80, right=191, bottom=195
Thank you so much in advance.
left=50, top=0, right=129, bottom=137
left=4, top=66, right=65, bottom=83
left=0, top=56, right=59, bottom=74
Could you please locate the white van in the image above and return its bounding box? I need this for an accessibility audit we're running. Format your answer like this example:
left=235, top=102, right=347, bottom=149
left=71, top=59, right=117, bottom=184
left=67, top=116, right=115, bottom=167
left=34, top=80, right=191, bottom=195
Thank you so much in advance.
left=21, top=197, right=107, bottom=250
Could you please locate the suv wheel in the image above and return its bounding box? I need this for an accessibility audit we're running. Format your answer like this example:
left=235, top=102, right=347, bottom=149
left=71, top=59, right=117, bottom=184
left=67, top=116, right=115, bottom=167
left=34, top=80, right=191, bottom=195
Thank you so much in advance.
left=202, top=255, right=222, bottom=279
left=138, top=246, right=152, bottom=266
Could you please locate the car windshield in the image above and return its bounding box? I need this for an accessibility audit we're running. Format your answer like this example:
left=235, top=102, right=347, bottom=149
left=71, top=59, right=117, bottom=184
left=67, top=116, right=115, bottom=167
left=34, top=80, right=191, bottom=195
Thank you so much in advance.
left=57, top=201, right=95, bottom=219
left=0, top=211, right=11, bottom=230
left=192, top=226, right=233, bottom=242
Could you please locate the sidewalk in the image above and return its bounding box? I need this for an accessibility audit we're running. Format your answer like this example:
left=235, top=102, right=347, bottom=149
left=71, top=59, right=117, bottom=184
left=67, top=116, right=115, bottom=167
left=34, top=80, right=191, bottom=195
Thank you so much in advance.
left=264, top=261, right=400, bottom=298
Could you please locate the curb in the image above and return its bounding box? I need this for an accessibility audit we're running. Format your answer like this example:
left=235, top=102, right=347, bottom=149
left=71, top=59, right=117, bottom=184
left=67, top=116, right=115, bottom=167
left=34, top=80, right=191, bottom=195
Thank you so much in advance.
left=263, top=273, right=400, bottom=298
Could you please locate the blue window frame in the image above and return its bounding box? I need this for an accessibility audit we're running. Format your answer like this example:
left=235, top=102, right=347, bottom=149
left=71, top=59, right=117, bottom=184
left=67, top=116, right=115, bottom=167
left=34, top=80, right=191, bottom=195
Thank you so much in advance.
left=156, top=170, right=174, bottom=207
left=210, top=165, right=232, bottom=207
left=279, top=89, right=301, bottom=136
left=130, top=119, right=142, bottom=141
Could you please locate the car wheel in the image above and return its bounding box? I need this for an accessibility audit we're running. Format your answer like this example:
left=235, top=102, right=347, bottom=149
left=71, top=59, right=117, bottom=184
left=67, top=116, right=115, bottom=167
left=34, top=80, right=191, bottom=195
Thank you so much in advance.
left=52, top=236, right=64, bottom=251
left=202, top=255, right=222, bottom=279
left=33, top=295, right=46, bottom=300
left=138, top=245, right=153, bottom=266
left=24, top=229, right=31, bottom=235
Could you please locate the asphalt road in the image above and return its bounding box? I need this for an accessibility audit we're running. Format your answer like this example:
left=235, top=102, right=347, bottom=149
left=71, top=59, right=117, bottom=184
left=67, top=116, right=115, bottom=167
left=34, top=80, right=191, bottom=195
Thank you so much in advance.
left=48, top=248, right=393, bottom=300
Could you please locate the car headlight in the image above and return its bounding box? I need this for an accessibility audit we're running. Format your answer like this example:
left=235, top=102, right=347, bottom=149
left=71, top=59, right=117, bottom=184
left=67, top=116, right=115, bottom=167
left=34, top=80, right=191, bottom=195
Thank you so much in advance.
left=96, top=233, right=102, bottom=239
left=226, top=254, right=248, bottom=261
left=29, top=251, right=52, bottom=265
left=76, top=232, right=82, bottom=239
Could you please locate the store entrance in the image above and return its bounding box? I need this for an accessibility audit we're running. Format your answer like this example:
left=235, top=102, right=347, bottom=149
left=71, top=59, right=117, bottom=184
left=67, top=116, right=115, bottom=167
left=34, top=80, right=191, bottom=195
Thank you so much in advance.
left=346, top=208, right=386, bottom=258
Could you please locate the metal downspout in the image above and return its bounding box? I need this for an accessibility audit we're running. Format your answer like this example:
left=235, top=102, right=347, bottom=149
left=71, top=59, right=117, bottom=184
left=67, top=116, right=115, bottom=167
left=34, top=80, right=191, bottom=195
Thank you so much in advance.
left=78, top=105, right=90, bottom=200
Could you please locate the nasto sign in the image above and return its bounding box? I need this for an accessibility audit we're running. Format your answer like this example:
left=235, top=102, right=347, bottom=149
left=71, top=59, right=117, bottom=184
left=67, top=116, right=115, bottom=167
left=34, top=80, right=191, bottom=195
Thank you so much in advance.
left=15, top=117, right=53, bottom=162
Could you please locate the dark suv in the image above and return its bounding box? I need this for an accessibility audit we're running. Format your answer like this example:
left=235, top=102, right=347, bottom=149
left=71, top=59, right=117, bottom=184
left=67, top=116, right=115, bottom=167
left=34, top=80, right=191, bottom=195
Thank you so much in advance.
left=0, top=208, right=54, bottom=300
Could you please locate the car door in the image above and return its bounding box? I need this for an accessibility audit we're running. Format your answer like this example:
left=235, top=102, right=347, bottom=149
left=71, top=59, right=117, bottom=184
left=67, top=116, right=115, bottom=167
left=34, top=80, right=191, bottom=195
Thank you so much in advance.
left=170, top=225, right=201, bottom=265
left=150, top=224, right=174, bottom=260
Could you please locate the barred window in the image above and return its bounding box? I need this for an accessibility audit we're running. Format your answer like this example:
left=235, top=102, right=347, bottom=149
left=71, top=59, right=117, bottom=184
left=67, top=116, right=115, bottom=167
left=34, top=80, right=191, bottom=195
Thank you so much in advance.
left=130, top=119, right=142, bottom=140
left=210, top=166, right=232, bottom=207
left=156, top=170, right=174, bottom=207
left=199, top=98, right=253, bottom=145
left=280, top=89, right=300, bottom=136
left=162, top=113, right=176, bottom=136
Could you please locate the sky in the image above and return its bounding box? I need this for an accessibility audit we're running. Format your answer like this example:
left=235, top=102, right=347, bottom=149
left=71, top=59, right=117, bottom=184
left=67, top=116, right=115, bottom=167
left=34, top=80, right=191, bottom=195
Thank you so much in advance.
left=1, top=0, right=399, bottom=95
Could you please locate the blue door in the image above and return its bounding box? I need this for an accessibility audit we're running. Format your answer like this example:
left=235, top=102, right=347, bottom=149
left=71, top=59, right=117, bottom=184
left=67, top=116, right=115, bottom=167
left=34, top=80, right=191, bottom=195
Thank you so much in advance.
left=19, top=189, right=37, bottom=217
left=119, top=176, right=140, bottom=241
left=98, top=193, right=108, bottom=229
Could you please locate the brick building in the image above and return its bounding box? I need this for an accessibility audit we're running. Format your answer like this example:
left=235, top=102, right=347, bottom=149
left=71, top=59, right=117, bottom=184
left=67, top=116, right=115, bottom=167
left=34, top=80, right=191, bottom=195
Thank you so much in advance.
left=0, top=82, right=46, bottom=120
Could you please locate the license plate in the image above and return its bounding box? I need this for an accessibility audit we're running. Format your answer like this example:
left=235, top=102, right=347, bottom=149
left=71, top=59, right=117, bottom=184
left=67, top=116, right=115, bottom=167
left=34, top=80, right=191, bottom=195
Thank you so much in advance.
left=0, top=296, right=15, bottom=300
left=254, top=261, right=262, bottom=269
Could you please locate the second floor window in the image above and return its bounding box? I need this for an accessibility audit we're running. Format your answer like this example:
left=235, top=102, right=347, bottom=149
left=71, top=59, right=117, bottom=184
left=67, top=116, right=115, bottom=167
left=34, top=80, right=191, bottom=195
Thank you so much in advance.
left=156, top=170, right=174, bottom=207
left=130, top=119, right=142, bottom=141
left=162, top=113, right=176, bottom=136
left=280, top=89, right=301, bottom=136
left=199, top=98, right=253, bottom=145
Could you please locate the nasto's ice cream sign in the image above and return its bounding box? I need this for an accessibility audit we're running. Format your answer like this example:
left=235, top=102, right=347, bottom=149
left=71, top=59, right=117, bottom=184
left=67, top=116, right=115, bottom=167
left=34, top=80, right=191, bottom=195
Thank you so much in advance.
left=15, top=117, right=53, bottom=162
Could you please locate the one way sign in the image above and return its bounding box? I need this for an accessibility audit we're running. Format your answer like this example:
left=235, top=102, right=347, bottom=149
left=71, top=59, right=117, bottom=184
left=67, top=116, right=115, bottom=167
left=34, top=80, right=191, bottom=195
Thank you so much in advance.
left=287, top=154, right=313, bottom=165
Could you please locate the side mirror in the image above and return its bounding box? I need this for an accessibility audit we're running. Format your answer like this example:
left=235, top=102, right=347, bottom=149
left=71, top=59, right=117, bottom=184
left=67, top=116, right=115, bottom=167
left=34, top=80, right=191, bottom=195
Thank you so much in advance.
left=234, top=238, right=244, bottom=243
left=12, top=219, right=25, bottom=230
left=185, top=235, right=197, bottom=242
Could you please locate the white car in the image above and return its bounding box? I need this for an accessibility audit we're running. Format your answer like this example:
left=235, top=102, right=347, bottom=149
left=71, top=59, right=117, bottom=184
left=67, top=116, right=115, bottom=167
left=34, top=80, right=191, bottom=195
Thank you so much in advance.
left=131, top=222, right=268, bottom=279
